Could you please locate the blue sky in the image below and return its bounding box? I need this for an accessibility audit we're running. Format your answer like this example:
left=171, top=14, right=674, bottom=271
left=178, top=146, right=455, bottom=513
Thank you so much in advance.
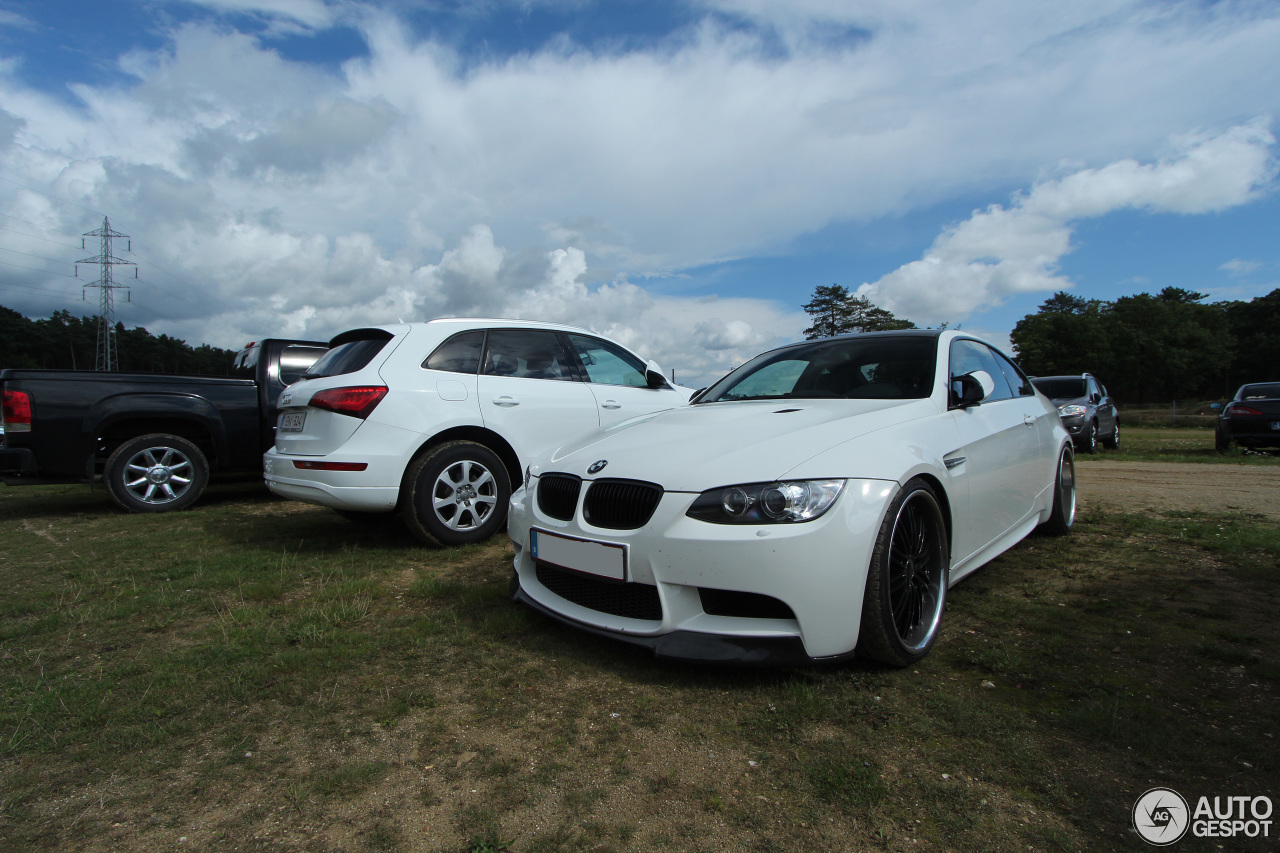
left=0, top=0, right=1277, bottom=383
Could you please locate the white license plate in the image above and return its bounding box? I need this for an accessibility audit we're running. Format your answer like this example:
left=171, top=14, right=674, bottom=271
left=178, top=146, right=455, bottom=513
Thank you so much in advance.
left=279, top=411, right=306, bottom=432
left=531, top=529, right=625, bottom=581
left=1271, top=421, right=1280, bottom=431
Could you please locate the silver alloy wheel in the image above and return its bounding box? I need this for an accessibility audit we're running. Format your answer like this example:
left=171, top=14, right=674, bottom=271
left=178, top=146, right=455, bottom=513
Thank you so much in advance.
left=431, top=459, right=498, bottom=531
left=887, top=490, right=947, bottom=654
left=121, top=445, right=196, bottom=505
left=1057, top=447, right=1077, bottom=527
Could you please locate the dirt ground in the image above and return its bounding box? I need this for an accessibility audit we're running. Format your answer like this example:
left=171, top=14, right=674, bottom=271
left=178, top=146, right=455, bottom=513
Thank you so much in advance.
left=1076, top=459, right=1280, bottom=519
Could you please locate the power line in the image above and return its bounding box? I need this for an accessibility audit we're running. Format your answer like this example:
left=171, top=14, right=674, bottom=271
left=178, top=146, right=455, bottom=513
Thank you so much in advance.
left=0, top=212, right=84, bottom=241
left=0, top=258, right=79, bottom=277
left=0, top=223, right=82, bottom=250
left=0, top=245, right=77, bottom=268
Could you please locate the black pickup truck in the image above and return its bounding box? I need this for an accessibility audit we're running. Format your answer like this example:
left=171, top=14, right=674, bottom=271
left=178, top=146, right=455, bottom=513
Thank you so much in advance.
left=0, top=338, right=325, bottom=512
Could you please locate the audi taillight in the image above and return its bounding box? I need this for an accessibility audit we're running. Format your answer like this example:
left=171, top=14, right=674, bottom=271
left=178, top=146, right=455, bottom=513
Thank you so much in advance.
left=309, top=386, right=388, bottom=419
left=2, top=389, right=31, bottom=432
left=1228, top=405, right=1263, bottom=417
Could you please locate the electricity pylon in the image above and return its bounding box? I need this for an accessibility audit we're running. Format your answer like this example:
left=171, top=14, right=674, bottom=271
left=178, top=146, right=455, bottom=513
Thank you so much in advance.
left=78, top=217, right=136, bottom=372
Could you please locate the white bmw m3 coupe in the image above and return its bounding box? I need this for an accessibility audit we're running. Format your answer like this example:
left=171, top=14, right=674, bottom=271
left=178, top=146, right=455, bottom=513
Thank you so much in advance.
left=507, top=330, right=1075, bottom=666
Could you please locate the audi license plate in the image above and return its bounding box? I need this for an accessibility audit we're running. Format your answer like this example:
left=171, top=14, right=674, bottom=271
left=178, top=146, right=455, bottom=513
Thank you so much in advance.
left=530, top=529, right=626, bottom=581
left=278, top=411, right=306, bottom=433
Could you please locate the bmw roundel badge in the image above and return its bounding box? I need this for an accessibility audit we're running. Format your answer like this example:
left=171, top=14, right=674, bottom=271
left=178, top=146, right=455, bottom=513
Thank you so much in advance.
left=587, top=460, right=608, bottom=475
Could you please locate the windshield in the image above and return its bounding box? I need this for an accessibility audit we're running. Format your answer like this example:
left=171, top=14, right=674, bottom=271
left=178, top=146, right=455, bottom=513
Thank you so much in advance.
left=697, top=336, right=937, bottom=403
left=1031, top=377, right=1087, bottom=400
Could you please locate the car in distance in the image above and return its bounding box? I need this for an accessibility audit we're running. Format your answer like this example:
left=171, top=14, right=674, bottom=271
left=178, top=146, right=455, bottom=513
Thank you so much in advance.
left=1213, top=382, right=1280, bottom=452
left=507, top=330, right=1075, bottom=666
left=263, top=319, right=689, bottom=546
left=1029, top=373, right=1119, bottom=453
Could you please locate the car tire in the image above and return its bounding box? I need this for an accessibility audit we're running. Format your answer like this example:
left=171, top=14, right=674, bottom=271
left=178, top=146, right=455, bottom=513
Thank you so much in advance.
left=858, top=477, right=950, bottom=667
left=1081, top=421, right=1098, bottom=454
left=103, top=433, right=210, bottom=513
left=1101, top=420, right=1120, bottom=450
left=1038, top=444, right=1076, bottom=537
left=401, top=440, right=511, bottom=547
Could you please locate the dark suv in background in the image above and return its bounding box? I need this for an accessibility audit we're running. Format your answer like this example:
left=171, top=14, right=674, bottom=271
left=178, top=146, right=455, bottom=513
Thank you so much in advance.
left=1031, top=373, right=1120, bottom=453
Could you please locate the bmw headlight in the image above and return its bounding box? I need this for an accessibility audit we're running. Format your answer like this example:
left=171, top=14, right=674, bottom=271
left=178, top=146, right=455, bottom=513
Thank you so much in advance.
left=686, top=480, right=845, bottom=524
left=1058, top=404, right=1087, bottom=418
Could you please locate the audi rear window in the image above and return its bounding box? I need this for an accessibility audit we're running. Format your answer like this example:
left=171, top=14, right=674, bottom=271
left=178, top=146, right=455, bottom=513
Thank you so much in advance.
left=305, top=330, right=393, bottom=378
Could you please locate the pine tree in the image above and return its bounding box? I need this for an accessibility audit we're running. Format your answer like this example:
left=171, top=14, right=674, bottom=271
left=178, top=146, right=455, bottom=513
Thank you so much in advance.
left=802, top=285, right=915, bottom=339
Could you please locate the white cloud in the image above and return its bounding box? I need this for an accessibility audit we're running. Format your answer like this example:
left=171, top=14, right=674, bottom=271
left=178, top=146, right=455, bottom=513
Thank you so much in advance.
left=167, top=0, right=338, bottom=31
left=859, top=123, right=1278, bottom=325
left=1, top=2, right=1279, bottom=381
left=1220, top=258, right=1263, bottom=276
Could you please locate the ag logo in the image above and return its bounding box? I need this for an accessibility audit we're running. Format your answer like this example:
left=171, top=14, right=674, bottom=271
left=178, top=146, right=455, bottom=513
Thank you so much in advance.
left=1133, top=787, right=1190, bottom=846
left=587, top=460, right=608, bottom=474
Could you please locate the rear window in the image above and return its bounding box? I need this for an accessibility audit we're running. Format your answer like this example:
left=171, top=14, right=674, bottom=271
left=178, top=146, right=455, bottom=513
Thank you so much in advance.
left=306, top=334, right=391, bottom=378
left=1240, top=384, right=1280, bottom=400
left=1032, top=377, right=1087, bottom=399
left=280, top=345, right=325, bottom=384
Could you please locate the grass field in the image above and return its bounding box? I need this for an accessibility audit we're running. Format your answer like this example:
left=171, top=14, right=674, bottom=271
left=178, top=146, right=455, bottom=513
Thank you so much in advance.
left=1, top=428, right=1278, bottom=851
left=1098, top=425, right=1280, bottom=464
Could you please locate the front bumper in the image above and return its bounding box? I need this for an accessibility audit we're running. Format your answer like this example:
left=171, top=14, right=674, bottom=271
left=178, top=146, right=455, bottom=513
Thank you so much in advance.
left=507, top=477, right=897, bottom=662
left=511, top=578, right=845, bottom=665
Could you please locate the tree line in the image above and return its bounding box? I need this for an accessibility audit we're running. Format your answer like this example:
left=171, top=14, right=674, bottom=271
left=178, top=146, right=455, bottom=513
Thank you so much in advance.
left=801, top=283, right=1280, bottom=404
left=1010, top=287, right=1279, bottom=404
left=0, top=306, right=241, bottom=375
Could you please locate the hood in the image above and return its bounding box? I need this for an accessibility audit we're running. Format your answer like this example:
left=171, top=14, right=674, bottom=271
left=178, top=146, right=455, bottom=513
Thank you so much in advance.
left=1048, top=394, right=1088, bottom=407
left=539, top=398, right=934, bottom=492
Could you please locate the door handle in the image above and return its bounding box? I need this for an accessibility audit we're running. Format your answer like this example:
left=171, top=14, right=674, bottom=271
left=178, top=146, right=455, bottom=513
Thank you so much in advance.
left=1023, top=414, right=1036, bottom=426
left=601, top=400, right=621, bottom=410
left=492, top=396, right=519, bottom=407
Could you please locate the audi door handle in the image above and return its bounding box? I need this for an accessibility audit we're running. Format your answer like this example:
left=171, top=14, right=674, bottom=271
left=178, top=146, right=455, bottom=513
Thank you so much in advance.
left=492, top=396, right=519, bottom=407
left=1023, top=414, right=1036, bottom=426
left=601, top=400, right=622, bottom=410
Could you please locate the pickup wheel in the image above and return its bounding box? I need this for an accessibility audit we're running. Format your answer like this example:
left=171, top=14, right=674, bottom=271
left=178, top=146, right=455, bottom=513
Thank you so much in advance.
left=104, top=434, right=210, bottom=513
left=401, top=441, right=510, bottom=547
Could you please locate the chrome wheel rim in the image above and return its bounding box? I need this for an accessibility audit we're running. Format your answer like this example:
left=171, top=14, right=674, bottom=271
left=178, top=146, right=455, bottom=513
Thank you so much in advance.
left=122, top=446, right=194, bottom=505
left=887, top=491, right=946, bottom=653
left=1058, top=449, right=1077, bottom=526
left=431, top=459, right=498, bottom=531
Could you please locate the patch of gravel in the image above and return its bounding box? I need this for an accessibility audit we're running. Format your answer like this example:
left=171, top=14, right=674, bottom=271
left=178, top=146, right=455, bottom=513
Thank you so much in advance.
left=1076, top=460, right=1280, bottom=519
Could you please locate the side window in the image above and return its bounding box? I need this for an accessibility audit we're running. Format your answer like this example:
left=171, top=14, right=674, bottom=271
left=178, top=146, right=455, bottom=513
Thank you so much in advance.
left=483, top=329, right=574, bottom=381
left=993, top=350, right=1033, bottom=397
left=567, top=334, right=648, bottom=387
left=424, top=330, right=485, bottom=374
left=949, top=339, right=1014, bottom=402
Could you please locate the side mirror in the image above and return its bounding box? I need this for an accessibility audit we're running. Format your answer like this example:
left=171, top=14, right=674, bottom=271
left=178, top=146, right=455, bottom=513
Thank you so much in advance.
left=646, top=369, right=671, bottom=390
left=951, top=370, right=994, bottom=408
left=1210, top=402, right=1222, bottom=411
